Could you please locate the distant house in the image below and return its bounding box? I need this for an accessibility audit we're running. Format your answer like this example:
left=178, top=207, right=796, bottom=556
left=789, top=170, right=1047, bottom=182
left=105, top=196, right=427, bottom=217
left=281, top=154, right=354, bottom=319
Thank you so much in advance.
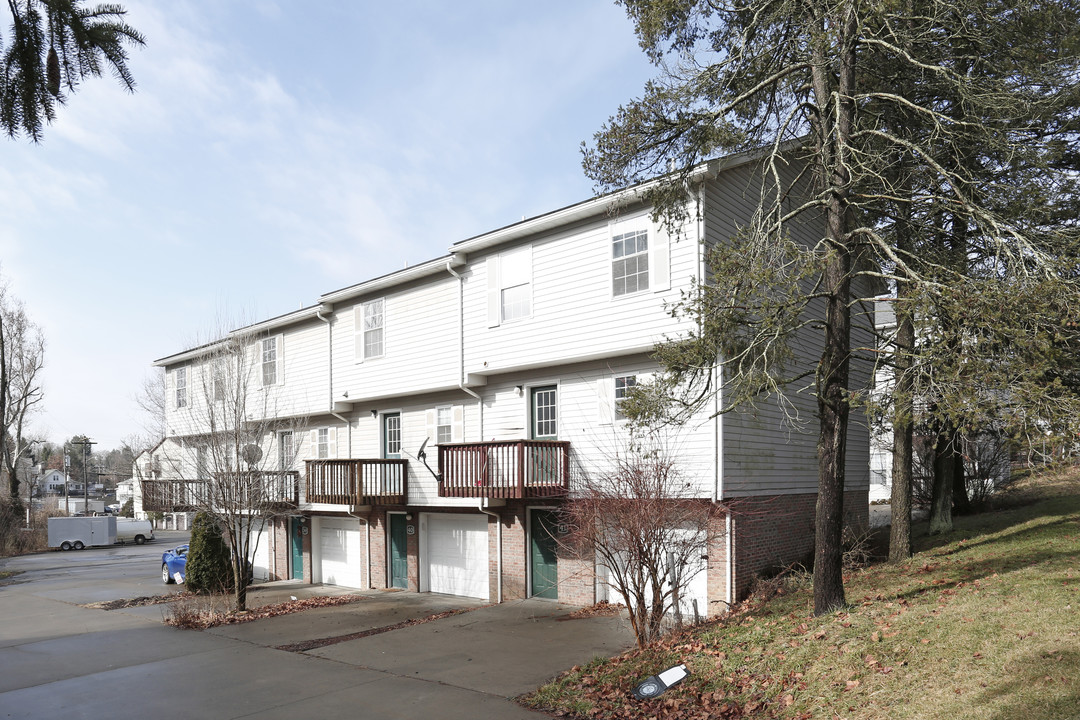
left=150, top=150, right=872, bottom=615
left=40, top=469, right=67, bottom=495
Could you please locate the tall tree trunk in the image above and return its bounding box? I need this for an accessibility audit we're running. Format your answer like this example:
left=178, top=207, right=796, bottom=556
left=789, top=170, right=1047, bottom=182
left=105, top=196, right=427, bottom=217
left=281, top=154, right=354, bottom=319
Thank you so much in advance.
left=809, top=1, right=856, bottom=616
left=928, top=425, right=954, bottom=534
left=889, top=289, right=915, bottom=561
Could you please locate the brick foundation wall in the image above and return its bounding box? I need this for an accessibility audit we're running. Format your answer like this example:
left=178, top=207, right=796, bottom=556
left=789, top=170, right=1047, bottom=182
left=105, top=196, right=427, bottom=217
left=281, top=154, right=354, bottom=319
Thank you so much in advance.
left=728, top=487, right=871, bottom=601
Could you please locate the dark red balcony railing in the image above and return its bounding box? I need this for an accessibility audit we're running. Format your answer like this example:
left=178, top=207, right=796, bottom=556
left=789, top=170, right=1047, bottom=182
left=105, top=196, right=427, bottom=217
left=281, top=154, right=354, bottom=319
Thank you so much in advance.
left=305, top=459, right=408, bottom=506
left=140, top=471, right=299, bottom=512
left=438, top=440, right=570, bottom=498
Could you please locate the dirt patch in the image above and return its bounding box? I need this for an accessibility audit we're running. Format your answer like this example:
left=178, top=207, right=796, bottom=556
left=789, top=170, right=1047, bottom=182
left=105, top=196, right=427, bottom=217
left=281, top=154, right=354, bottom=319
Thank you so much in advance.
left=558, top=601, right=624, bottom=620
left=166, top=594, right=368, bottom=629
left=85, top=594, right=182, bottom=610
left=275, top=607, right=481, bottom=652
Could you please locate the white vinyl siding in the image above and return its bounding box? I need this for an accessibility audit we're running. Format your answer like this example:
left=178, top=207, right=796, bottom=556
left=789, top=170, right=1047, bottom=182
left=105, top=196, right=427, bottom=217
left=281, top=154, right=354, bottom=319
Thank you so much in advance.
left=487, top=245, right=532, bottom=327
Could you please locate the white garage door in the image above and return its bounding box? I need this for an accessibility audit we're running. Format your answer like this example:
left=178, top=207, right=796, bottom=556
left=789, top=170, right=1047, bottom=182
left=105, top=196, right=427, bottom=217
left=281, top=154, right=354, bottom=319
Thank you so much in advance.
left=423, top=513, right=489, bottom=600
left=250, top=529, right=270, bottom=581
left=318, top=518, right=364, bottom=588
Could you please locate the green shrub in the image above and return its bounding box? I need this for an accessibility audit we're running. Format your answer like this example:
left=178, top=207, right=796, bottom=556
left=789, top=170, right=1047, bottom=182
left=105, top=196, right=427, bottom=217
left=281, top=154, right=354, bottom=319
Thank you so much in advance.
left=120, top=498, right=134, bottom=518
left=185, top=512, right=233, bottom=593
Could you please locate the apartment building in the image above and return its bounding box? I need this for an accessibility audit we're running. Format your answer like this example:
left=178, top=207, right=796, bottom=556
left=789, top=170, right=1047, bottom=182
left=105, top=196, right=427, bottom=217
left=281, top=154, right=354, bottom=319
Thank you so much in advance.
left=148, top=151, right=871, bottom=616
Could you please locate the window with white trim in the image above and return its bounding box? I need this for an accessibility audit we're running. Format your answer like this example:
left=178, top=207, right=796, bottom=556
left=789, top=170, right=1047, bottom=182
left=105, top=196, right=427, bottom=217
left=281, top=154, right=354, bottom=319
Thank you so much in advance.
left=615, top=375, right=637, bottom=419
left=261, top=337, right=278, bottom=386
left=316, top=428, right=330, bottom=459
left=360, top=298, right=384, bottom=360
left=175, top=367, right=188, bottom=408
left=612, top=229, right=649, bottom=296
left=212, top=361, right=226, bottom=402
left=436, top=406, right=452, bottom=445
left=279, top=431, right=294, bottom=470
left=487, top=245, right=532, bottom=326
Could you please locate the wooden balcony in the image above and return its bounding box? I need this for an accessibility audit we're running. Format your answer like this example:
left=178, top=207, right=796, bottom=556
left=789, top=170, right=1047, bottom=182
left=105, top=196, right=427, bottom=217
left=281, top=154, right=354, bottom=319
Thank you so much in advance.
left=221, top=470, right=300, bottom=509
left=140, top=471, right=300, bottom=513
left=140, top=479, right=204, bottom=512
left=305, top=459, right=408, bottom=506
left=438, top=440, right=570, bottom=499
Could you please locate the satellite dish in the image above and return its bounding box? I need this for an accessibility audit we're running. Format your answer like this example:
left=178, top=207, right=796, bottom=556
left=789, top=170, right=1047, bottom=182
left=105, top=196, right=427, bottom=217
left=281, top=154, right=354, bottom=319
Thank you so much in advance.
left=241, top=444, right=263, bottom=466
left=417, top=437, right=429, bottom=461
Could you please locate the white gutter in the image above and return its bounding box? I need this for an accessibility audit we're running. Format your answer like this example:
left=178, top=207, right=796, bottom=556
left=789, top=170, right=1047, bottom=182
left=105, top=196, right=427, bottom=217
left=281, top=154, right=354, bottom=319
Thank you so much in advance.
left=477, top=500, right=502, bottom=603
left=315, top=308, right=353, bottom=454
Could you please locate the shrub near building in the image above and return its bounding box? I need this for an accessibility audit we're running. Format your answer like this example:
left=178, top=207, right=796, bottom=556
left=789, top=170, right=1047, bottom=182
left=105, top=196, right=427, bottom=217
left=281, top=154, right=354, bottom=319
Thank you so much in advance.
left=185, top=512, right=232, bottom=593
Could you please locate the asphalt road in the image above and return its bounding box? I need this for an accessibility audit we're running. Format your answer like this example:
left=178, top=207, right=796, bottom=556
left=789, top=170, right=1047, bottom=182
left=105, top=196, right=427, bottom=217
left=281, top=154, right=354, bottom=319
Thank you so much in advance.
left=0, top=531, right=634, bottom=720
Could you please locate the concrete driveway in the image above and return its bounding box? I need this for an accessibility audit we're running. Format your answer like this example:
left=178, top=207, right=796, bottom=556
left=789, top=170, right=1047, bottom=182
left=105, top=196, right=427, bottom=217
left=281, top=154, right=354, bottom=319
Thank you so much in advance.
left=0, top=533, right=634, bottom=719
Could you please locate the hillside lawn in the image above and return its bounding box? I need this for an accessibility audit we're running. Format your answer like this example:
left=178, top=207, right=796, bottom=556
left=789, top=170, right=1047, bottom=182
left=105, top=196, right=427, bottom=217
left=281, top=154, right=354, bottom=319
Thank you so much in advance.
left=524, top=466, right=1080, bottom=719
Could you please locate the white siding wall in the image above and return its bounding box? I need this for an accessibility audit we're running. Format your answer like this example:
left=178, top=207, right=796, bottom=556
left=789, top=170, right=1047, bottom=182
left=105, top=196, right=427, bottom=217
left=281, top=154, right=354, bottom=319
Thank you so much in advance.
left=464, top=207, right=699, bottom=375
left=332, top=276, right=460, bottom=402
left=704, top=160, right=871, bottom=497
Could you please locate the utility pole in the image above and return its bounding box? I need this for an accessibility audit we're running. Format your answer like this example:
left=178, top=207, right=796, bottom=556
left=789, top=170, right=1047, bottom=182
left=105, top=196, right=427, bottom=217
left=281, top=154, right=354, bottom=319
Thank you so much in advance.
left=73, top=439, right=95, bottom=514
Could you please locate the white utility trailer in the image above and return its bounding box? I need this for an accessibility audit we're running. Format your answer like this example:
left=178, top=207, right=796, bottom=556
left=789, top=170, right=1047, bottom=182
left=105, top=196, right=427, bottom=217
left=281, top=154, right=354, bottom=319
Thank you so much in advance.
left=47, top=516, right=117, bottom=550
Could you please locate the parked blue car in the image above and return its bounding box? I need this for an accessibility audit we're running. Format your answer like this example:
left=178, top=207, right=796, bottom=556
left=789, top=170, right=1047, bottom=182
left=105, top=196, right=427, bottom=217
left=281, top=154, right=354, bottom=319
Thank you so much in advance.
left=161, top=544, right=188, bottom=584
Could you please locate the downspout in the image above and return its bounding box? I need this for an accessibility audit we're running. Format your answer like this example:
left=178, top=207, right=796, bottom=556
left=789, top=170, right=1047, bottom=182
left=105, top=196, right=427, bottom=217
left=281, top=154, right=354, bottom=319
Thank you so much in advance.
left=446, top=261, right=483, bottom=427
left=316, top=307, right=353, bottom=453
left=319, top=306, right=367, bottom=586
left=447, top=259, right=496, bottom=602
left=477, top=500, right=502, bottom=603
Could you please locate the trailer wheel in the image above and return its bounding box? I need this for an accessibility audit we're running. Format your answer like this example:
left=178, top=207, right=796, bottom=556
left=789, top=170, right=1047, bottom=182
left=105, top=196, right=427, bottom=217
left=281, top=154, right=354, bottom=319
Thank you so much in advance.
left=73, top=541, right=85, bottom=550
left=134, top=535, right=145, bottom=545
left=60, top=541, right=72, bottom=551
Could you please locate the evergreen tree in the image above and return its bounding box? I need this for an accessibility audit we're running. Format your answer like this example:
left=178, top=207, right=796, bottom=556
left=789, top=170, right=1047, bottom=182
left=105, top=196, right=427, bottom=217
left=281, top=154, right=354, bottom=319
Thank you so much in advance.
left=588, top=0, right=1080, bottom=613
left=1, top=1, right=144, bottom=141
left=185, top=511, right=232, bottom=594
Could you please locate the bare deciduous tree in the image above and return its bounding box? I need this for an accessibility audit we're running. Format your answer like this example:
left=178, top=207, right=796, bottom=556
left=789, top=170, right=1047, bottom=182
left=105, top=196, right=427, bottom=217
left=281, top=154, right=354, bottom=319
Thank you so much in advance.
left=157, top=328, right=305, bottom=611
left=0, top=281, right=45, bottom=509
left=561, top=450, right=712, bottom=648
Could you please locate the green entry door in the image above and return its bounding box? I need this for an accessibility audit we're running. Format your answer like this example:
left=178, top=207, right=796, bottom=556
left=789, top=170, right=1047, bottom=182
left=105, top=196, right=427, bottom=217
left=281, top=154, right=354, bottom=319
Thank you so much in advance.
left=290, top=517, right=304, bottom=580
left=530, top=508, right=558, bottom=599
left=389, top=513, right=408, bottom=589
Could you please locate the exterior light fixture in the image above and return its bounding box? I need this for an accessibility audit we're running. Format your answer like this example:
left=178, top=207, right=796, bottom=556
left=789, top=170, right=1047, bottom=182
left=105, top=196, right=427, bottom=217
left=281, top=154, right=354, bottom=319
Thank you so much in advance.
left=370, top=409, right=378, bottom=418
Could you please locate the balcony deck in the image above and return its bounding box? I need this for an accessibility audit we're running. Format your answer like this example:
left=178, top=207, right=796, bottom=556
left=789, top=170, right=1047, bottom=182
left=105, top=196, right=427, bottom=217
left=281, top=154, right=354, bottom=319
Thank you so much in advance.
left=305, top=459, right=408, bottom=506
left=437, top=440, right=570, bottom=499
left=140, top=471, right=299, bottom=512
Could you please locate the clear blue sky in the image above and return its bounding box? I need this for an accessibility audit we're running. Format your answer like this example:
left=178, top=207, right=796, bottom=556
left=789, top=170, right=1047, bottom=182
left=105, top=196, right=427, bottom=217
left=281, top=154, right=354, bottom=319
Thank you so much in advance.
left=1, top=1, right=657, bottom=450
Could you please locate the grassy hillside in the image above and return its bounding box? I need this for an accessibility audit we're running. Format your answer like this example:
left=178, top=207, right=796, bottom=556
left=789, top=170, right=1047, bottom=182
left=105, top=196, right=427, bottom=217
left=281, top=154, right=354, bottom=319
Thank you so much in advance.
left=525, top=467, right=1080, bottom=719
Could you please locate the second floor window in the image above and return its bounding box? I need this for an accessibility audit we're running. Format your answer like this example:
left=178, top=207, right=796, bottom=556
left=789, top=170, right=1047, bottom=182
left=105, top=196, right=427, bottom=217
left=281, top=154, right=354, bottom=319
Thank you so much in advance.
left=261, top=337, right=278, bottom=386
left=612, top=229, right=649, bottom=296
left=175, top=367, right=187, bottom=408
left=316, top=428, right=329, bottom=459
left=363, top=298, right=384, bottom=359
left=488, top=245, right=532, bottom=327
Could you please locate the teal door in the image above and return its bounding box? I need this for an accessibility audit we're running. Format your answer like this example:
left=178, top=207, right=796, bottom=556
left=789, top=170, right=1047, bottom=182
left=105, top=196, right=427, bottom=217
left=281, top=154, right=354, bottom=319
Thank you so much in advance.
left=530, top=509, right=558, bottom=599
left=389, top=513, right=408, bottom=589
left=290, top=517, right=304, bottom=580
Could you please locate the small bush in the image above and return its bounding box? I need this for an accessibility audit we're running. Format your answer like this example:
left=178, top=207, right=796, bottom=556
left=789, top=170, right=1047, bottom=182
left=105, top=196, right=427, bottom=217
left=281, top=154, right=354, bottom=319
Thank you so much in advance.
left=185, top=512, right=233, bottom=593
left=120, top=499, right=134, bottom=518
